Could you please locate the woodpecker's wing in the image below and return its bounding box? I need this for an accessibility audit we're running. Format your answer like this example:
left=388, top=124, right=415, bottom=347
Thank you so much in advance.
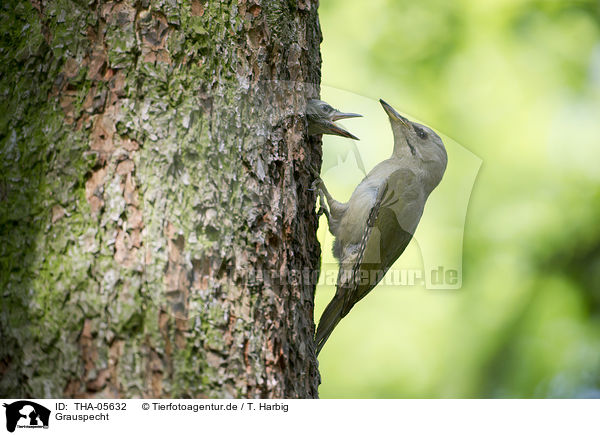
left=315, top=169, right=415, bottom=354
left=315, top=184, right=389, bottom=355
left=340, top=169, right=415, bottom=317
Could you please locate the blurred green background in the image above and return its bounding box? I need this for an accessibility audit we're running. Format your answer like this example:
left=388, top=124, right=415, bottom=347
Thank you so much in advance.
left=314, top=0, right=600, bottom=398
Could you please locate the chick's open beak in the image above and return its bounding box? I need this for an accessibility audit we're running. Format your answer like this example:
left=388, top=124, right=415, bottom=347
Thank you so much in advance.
left=379, top=99, right=409, bottom=127
left=323, top=121, right=360, bottom=140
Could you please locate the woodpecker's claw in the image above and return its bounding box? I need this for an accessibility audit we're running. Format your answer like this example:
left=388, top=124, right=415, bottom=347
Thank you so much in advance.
left=310, top=178, right=331, bottom=220
left=309, top=178, right=323, bottom=192
left=317, top=199, right=331, bottom=221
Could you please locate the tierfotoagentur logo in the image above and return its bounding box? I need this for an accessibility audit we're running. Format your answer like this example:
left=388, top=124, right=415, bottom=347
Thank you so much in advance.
left=2, top=401, right=50, bottom=433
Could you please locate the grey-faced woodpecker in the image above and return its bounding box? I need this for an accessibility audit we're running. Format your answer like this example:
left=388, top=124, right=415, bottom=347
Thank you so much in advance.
left=314, top=99, right=448, bottom=355
left=306, top=99, right=362, bottom=140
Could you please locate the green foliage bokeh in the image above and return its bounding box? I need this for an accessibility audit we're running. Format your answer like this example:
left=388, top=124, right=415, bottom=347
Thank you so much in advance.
left=315, top=0, right=600, bottom=398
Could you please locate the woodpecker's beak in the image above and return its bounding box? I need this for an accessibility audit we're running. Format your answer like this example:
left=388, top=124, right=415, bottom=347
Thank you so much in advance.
left=323, top=121, right=360, bottom=140
left=331, top=111, right=362, bottom=122
left=380, top=99, right=409, bottom=127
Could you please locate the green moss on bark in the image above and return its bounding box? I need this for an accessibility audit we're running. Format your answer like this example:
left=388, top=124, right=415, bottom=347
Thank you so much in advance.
left=1, top=0, right=322, bottom=398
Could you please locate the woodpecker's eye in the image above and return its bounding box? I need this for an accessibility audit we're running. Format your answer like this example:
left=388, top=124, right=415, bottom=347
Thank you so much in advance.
left=414, top=126, right=427, bottom=139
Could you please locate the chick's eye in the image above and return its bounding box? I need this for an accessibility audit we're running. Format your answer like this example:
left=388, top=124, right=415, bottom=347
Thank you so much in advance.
left=414, top=126, right=427, bottom=139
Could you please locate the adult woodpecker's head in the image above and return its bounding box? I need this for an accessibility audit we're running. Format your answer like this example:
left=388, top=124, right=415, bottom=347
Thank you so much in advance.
left=380, top=99, right=447, bottom=187
left=306, top=99, right=362, bottom=140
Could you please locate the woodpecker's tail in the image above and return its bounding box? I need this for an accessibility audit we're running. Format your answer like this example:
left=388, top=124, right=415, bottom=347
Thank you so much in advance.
left=315, top=295, right=344, bottom=355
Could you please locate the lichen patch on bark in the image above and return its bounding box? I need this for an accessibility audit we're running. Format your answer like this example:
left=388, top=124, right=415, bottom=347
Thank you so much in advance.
left=1, top=0, right=323, bottom=398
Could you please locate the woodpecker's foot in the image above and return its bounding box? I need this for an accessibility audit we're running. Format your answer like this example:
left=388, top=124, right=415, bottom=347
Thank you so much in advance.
left=318, top=200, right=331, bottom=222
left=307, top=164, right=322, bottom=181
left=309, top=178, right=323, bottom=192
left=313, top=181, right=331, bottom=222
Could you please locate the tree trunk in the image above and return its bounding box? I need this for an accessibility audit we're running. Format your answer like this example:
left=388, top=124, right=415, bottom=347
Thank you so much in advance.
left=0, top=0, right=322, bottom=398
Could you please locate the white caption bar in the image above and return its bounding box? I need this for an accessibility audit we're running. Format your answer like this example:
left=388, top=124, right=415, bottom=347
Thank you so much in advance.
left=1, top=399, right=597, bottom=434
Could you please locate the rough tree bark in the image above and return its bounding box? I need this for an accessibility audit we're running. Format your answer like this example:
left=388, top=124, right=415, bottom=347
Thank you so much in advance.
left=0, top=0, right=323, bottom=398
